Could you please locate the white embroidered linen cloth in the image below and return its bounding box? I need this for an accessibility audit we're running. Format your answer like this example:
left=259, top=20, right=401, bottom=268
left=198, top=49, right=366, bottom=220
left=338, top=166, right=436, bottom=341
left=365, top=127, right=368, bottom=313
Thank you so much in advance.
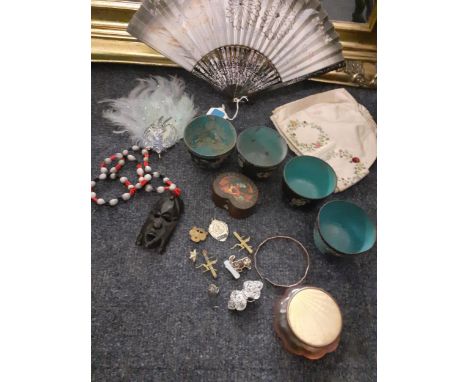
left=270, top=88, right=376, bottom=192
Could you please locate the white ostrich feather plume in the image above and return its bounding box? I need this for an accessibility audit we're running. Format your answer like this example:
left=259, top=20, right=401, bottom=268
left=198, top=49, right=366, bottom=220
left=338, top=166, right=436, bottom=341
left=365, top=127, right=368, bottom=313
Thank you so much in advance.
left=102, top=76, right=197, bottom=154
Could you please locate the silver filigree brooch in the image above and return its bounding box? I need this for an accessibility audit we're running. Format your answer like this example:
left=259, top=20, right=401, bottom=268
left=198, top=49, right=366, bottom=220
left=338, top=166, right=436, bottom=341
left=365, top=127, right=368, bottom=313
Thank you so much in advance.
left=227, top=280, right=264, bottom=311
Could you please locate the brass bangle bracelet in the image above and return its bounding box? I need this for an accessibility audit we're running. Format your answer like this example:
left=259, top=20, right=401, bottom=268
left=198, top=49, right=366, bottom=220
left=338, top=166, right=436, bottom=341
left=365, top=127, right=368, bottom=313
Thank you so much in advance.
left=253, top=236, right=310, bottom=288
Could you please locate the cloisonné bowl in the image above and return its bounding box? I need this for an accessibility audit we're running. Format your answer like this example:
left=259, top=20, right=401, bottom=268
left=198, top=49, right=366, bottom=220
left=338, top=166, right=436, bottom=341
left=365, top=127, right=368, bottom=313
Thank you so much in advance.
left=236, top=126, right=288, bottom=180
left=283, top=156, right=337, bottom=207
left=183, top=115, right=237, bottom=169
left=313, top=200, right=376, bottom=257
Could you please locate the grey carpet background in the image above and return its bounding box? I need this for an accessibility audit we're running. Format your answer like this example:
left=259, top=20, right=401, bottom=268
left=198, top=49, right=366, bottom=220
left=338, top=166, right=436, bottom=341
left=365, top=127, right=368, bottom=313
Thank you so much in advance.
left=92, top=63, right=377, bottom=382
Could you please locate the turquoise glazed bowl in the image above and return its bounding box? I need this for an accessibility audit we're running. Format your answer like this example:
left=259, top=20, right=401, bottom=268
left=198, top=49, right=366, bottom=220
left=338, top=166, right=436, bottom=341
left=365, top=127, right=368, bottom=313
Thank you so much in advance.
left=183, top=115, right=237, bottom=169
left=236, top=126, right=288, bottom=180
left=314, top=200, right=376, bottom=257
left=283, top=156, right=337, bottom=207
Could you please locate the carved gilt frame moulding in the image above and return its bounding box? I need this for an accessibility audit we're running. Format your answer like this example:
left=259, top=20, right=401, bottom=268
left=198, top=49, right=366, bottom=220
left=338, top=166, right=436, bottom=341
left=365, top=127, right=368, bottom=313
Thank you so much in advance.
left=91, top=0, right=377, bottom=89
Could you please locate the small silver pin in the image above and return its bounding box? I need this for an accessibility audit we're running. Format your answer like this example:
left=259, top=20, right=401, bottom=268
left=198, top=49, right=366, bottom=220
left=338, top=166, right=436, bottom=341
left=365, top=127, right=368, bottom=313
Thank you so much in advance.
left=208, top=284, right=220, bottom=296
left=228, top=255, right=252, bottom=272
left=189, top=249, right=197, bottom=263
left=224, top=259, right=240, bottom=279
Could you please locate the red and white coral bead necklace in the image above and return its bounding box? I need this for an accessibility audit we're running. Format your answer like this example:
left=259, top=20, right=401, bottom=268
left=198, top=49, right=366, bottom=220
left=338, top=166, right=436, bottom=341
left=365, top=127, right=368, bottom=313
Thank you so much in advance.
left=91, top=146, right=180, bottom=206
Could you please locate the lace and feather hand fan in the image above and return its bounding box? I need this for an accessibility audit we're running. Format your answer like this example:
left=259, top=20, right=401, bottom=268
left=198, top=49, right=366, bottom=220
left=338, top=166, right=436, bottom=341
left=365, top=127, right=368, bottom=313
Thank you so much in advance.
left=128, top=0, right=344, bottom=98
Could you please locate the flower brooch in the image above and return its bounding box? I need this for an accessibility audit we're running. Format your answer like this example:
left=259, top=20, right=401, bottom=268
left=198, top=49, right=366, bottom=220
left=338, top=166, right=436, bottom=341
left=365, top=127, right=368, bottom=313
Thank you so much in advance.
left=227, top=280, right=264, bottom=311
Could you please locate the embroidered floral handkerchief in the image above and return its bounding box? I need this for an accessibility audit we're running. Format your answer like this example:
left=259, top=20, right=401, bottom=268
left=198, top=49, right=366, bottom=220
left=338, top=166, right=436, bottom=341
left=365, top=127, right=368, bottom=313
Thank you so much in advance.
left=271, top=88, right=376, bottom=192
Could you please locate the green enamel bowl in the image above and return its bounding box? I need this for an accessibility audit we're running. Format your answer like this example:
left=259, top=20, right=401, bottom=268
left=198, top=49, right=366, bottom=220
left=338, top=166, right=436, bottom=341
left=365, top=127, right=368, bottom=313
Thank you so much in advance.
left=314, top=200, right=376, bottom=256
left=283, top=156, right=337, bottom=207
left=236, top=126, right=288, bottom=180
left=183, top=115, right=237, bottom=169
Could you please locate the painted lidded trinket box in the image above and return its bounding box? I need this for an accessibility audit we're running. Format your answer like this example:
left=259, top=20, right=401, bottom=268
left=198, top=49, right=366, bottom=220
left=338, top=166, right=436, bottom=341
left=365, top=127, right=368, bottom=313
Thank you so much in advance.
left=212, top=172, right=258, bottom=219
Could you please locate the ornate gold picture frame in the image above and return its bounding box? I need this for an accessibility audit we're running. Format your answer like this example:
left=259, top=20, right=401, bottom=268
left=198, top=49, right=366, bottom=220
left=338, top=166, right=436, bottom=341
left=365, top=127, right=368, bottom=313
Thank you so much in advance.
left=91, top=0, right=376, bottom=88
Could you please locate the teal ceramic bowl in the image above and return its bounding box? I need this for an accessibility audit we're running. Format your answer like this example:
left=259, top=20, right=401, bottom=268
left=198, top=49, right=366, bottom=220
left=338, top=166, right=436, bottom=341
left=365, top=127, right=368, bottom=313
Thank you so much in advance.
left=236, top=126, right=288, bottom=180
left=282, top=156, right=337, bottom=207
left=183, top=115, right=237, bottom=169
left=314, top=200, right=376, bottom=256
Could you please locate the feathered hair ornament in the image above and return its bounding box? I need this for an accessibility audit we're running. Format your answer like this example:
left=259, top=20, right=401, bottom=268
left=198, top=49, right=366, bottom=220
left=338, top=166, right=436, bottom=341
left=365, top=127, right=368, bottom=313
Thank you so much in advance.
left=102, top=76, right=197, bottom=155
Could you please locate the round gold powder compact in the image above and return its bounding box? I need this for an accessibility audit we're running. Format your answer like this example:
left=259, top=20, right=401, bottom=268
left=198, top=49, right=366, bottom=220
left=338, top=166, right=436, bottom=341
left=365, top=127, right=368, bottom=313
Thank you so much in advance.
left=253, top=236, right=343, bottom=360
left=273, top=286, right=342, bottom=360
